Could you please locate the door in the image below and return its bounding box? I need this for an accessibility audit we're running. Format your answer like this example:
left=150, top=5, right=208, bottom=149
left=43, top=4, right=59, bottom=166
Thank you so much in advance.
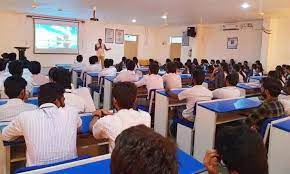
left=170, top=43, right=181, bottom=59
left=124, top=35, right=138, bottom=59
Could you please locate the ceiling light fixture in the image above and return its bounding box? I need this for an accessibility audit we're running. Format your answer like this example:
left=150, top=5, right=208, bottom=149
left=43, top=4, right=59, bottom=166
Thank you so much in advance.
left=132, top=19, right=136, bottom=23
left=241, top=2, right=250, bottom=9
left=161, top=15, right=167, bottom=19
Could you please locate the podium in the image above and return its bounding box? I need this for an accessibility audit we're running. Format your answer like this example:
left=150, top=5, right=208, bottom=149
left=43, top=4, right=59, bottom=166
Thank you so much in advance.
left=14, top=47, right=29, bottom=59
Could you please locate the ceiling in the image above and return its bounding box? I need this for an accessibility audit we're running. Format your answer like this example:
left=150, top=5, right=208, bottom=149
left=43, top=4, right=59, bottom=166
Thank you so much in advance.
left=0, top=0, right=289, bottom=25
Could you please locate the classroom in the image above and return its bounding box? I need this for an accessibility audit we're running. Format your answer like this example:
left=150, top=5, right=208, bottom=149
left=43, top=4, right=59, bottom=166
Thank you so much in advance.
left=0, top=0, right=290, bottom=174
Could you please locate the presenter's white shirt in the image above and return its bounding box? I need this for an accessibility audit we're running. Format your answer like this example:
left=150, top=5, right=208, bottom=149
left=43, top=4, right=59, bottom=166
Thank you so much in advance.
left=2, top=103, right=82, bottom=167
left=163, top=73, right=182, bottom=89
left=135, top=74, right=164, bottom=95
left=213, top=86, right=241, bottom=99
left=96, top=43, right=105, bottom=57
left=114, top=70, right=140, bottom=83
left=92, top=109, right=151, bottom=151
left=178, top=85, right=213, bottom=119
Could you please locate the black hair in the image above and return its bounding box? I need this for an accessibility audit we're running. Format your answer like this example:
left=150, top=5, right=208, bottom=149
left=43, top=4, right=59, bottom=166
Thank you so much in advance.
left=233, top=64, right=241, bottom=72
left=112, top=82, right=137, bottom=109
left=38, top=83, right=65, bottom=106
left=192, top=69, right=205, bottom=85
left=89, top=56, right=98, bottom=64
left=193, top=58, right=199, bottom=66
left=122, top=57, right=127, bottom=62
left=76, top=55, right=83, bottom=62
left=216, top=126, right=268, bottom=174
left=48, top=67, right=58, bottom=81
left=149, top=63, right=159, bottom=74
left=109, top=59, right=114, bottom=66
left=126, top=60, right=136, bottom=71
left=104, top=59, right=111, bottom=68
left=268, top=71, right=279, bottom=80
left=8, top=60, right=23, bottom=76
left=30, top=61, right=41, bottom=75
left=1, top=53, right=8, bottom=59
left=132, top=57, right=138, bottom=64
left=166, top=58, right=172, bottom=63
left=111, top=125, right=178, bottom=174
left=226, top=73, right=239, bottom=86
left=149, top=59, right=154, bottom=63
left=8, top=52, right=17, bottom=61
left=0, top=59, right=7, bottom=71
left=4, top=76, right=27, bottom=99
left=261, top=77, right=282, bottom=97
left=52, top=68, right=72, bottom=89
left=166, top=62, right=177, bottom=73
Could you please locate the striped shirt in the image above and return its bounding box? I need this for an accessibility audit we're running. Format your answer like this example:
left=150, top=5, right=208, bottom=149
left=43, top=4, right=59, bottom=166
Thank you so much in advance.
left=2, top=103, right=82, bottom=167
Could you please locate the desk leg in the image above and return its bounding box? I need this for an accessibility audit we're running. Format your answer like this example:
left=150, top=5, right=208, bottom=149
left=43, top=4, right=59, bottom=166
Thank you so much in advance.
left=268, top=127, right=290, bottom=174
left=72, top=71, right=77, bottom=88
left=154, top=93, right=169, bottom=137
left=194, top=106, right=217, bottom=162
left=103, top=80, right=112, bottom=110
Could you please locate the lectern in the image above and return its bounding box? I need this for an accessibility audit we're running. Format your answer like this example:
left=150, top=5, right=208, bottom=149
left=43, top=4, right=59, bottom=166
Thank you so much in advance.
left=14, top=47, right=29, bottom=59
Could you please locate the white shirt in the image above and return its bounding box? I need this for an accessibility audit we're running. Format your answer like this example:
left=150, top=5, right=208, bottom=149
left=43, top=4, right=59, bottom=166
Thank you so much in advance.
left=178, top=85, right=213, bottom=119
left=32, top=74, right=49, bottom=86
left=81, top=64, right=102, bottom=79
left=99, top=66, right=117, bottom=77
left=135, top=74, right=164, bottom=95
left=163, top=73, right=182, bottom=89
left=92, top=109, right=151, bottom=151
left=213, top=86, right=241, bottom=99
left=114, top=70, right=140, bottom=83
left=64, top=88, right=96, bottom=113
left=71, top=62, right=85, bottom=70
left=0, top=98, right=37, bottom=122
left=2, top=103, right=82, bottom=166
left=279, top=95, right=290, bottom=115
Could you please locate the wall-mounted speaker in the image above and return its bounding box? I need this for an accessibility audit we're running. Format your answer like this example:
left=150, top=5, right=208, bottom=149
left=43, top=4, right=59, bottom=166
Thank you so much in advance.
left=187, top=27, right=196, bottom=37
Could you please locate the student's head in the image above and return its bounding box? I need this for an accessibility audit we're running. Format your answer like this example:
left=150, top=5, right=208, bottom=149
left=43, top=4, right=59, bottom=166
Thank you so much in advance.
left=210, top=59, right=215, bottom=65
left=252, top=63, right=257, bottom=69
left=230, top=59, right=235, bottom=65
left=193, top=58, right=198, bottom=65
left=89, top=56, right=98, bottom=64
left=132, top=57, right=138, bottom=63
left=243, top=61, right=248, bottom=66
left=192, top=69, right=205, bottom=85
left=261, top=77, right=282, bottom=99
left=268, top=70, right=279, bottom=80
left=0, top=59, right=7, bottom=71
left=52, top=68, right=72, bottom=89
left=216, top=126, right=268, bottom=174
left=38, top=83, right=65, bottom=107
left=233, top=64, right=241, bottom=72
left=29, top=61, right=41, bottom=75
left=126, top=60, right=136, bottom=71
left=166, top=58, right=172, bottom=64
left=98, top=38, right=102, bottom=43
left=111, top=125, right=178, bottom=174
left=4, top=76, right=28, bottom=100
left=216, top=60, right=221, bottom=65
left=149, top=63, right=159, bottom=75
left=104, top=59, right=111, bottom=68
left=122, top=57, right=127, bottom=63
left=1, top=53, right=8, bottom=59
left=8, top=60, right=23, bottom=76
left=226, top=73, right=239, bottom=86
left=76, top=55, right=83, bottom=63
left=149, top=59, right=154, bottom=64
left=48, top=67, right=58, bottom=82
left=8, top=52, right=17, bottom=61
left=109, top=59, right=114, bottom=66
left=166, top=62, right=177, bottom=73
left=112, top=82, right=137, bottom=110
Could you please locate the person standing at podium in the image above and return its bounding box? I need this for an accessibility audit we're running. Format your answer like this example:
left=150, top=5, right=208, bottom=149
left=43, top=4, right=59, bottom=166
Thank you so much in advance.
left=95, top=38, right=111, bottom=68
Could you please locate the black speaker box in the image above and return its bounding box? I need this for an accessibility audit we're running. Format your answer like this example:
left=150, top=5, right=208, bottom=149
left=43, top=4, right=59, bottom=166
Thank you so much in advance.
left=187, top=27, right=196, bottom=37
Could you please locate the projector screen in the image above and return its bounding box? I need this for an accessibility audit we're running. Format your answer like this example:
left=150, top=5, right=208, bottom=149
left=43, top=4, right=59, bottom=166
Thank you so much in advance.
left=34, top=19, right=79, bottom=54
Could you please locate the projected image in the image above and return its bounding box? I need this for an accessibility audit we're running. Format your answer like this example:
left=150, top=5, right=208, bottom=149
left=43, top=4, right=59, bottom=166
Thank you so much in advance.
left=35, top=24, right=78, bottom=50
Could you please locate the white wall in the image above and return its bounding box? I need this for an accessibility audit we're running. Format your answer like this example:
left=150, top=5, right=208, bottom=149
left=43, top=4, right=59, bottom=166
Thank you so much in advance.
left=0, top=11, right=263, bottom=67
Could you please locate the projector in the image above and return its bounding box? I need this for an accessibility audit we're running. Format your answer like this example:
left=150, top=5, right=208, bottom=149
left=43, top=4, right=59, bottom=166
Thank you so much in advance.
left=90, top=17, right=99, bottom=21
left=90, top=6, right=99, bottom=22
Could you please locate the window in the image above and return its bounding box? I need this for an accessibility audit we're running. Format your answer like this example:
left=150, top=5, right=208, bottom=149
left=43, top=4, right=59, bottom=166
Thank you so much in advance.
left=170, top=36, right=182, bottom=44
left=124, top=34, right=137, bottom=42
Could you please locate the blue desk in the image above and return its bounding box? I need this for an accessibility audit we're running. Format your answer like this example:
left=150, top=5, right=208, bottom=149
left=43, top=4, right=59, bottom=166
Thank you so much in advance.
left=249, top=76, right=266, bottom=82
left=194, top=97, right=262, bottom=161
left=157, top=89, right=186, bottom=97
left=273, top=119, right=290, bottom=132
left=86, top=72, right=99, bottom=87
left=55, top=64, right=72, bottom=70
left=180, top=74, right=191, bottom=79
left=236, top=83, right=261, bottom=90
left=45, top=150, right=205, bottom=174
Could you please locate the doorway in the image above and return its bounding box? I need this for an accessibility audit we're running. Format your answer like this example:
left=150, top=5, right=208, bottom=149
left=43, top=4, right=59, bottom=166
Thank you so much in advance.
left=124, top=34, right=138, bottom=59
left=169, top=36, right=182, bottom=59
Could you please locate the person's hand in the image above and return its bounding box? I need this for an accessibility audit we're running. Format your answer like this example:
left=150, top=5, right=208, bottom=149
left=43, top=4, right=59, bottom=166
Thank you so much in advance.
left=250, top=125, right=258, bottom=132
left=92, top=109, right=113, bottom=118
left=204, top=149, right=219, bottom=174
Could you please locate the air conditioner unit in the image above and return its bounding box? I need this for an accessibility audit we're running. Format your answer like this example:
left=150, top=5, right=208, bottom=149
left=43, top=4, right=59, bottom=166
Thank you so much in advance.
left=240, top=23, right=254, bottom=30
left=222, top=24, right=239, bottom=31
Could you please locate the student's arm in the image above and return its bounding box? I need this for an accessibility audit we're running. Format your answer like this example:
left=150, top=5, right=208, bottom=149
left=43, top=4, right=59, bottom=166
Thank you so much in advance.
left=89, top=109, right=113, bottom=132
left=135, top=77, right=146, bottom=87
left=203, top=150, right=219, bottom=174
left=2, top=117, right=23, bottom=141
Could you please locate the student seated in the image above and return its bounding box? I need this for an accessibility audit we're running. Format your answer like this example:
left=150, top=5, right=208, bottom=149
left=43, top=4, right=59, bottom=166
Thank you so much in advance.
left=233, top=64, right=246, bottom=83
left=116, top=57, right=127, bottom=72
left=2, top=83, right=82, bottom=167
left=167, top=69, right=213, bottom=121
left=132, top=57, right=140, bottom=68
left=99, top=59, right=117, bottom=77
left=135, top=63, right=164, bottom=96
left=212, top=73, right=241, bottom=99
left=161, top=58, right=172, bottom=71
left=246, top=77, right=285, bottom=131
left=204, top=126, right=268, bottom=174
left=90, top=82, right=151, bottom=151
left=279, top=80, right=290, bottom=114
left=0, top=59, right=7, bottom=96
left=51, top=68, right=96, bottom=113
left=71, top=55, right=85, bottom=70
left=162, top=62, right=182, bottom=90
left=114, top=60, right=140, bottom=83
left=30, top=61, right=49, bottom=86
left=0, top=76, right=37, bottom=121
left=81, top=56, right=102, bottom=78
left=111, top=125, right=178, bottom=174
